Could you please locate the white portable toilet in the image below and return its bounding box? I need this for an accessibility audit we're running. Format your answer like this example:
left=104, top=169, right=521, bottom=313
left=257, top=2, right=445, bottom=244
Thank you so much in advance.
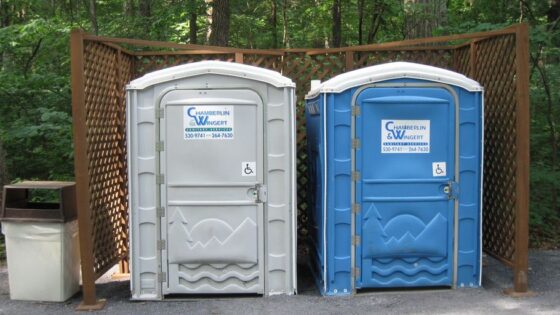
left=126, top=61, right=297, bottom=299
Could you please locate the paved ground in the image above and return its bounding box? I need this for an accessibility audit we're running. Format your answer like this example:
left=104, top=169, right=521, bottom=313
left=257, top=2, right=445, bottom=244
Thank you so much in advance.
left=0, top=250, right=559, bottom=314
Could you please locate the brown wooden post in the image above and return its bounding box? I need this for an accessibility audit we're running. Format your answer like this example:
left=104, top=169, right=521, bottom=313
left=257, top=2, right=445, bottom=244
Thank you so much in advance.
left=71, top=29, right=107, bottom=311
left=345, top=51, right=354, bottom=71
left=511, top=22, right=530, bottom=294
left=235, top=52, right=244, bottom=63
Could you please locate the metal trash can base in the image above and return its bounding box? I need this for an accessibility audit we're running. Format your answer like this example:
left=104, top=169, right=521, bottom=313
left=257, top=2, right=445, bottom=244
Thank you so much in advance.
left=2, top=221, right=80, bottom=302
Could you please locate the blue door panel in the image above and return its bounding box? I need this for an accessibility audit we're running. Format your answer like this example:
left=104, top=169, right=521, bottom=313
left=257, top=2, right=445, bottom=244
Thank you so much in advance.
left=356, top=87, right=455, bottom=288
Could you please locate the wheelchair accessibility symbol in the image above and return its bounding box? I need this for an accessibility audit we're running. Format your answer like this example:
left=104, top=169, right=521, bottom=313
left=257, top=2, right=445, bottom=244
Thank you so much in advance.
left=432, top=162, right=447, bottom=177
left=242, top=161, right=256, bottom=177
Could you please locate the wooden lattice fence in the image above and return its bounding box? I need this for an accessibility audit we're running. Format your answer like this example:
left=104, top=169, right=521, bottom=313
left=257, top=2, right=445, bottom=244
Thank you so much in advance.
left=71, top=24, right=529, bottom=308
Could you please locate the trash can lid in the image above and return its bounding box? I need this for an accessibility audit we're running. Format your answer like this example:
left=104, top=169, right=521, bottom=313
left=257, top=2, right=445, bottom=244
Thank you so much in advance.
left=1, top=181, right=76, bottom=223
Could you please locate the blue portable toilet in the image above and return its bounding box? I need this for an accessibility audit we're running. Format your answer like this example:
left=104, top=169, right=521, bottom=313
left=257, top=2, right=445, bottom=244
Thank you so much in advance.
left=305, top=62, right=483, bottom=295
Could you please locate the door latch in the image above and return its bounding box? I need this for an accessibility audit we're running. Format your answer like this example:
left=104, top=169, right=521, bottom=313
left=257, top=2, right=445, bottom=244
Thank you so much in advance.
left=254, top=184, right=267, bottom=203
left=444, top=181, right=459, bottom=199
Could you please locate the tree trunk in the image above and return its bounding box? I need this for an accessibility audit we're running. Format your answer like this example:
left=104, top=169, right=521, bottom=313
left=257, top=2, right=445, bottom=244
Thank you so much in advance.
left=208, top=0, right=230, bottom=46
left=139, top=0, right=151, bottom=17
left=332, top=0, right=341, bottom=47
left=404, top=0, right=447, bottom=39
left=358, top=0, right=364, bottom=45
left=0, top=0, right=10, bottom=28
left=66, top=0, right=75, bottom=25
left=367, top=1, right=384, bottom=44
left=549, top=0, right=560, bottom=24
left=282, top=0, right=290, bottom=48
left=205, top=0, right=212, bottom=43
left=84, top=0, right=98, bottom=34
left=123, top=0, right=134, bottom=17
left=270, top=0, right=278, bottom=49
left=0, top=0, right=10, bottom=71
left=139, top=0, right=151, bottom=36
left=50, top=0, right=56, bottom=17
left=189, top=0, right=198, bottom=44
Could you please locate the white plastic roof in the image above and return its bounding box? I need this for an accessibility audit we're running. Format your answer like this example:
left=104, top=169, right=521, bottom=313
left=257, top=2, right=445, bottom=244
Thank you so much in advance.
left=127, top=60, right=295, bottom=90
left=305, top=61, right=482, bottom=99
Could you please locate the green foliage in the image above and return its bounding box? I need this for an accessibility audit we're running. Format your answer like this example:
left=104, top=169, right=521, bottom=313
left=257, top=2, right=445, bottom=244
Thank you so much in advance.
left=0, top=18, right=73, bottom=181
left=527, top=22, right=560, bottom=248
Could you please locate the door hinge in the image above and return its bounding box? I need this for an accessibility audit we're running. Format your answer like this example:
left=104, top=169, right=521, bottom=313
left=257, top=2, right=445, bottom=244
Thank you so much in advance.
left=156, top=141, right=164, bottom=152
left=352, top=171, right=361, bottom=181
left=156, top=174, right=165, bottom=185
left=352, top=267, right=361, bottom=278
left=158, top=272, right=166, bottom=283
left=352, top=203, right=361, bottom=214
left=352, top=139, right=361, bottom=149
left=445, top=181, right=460, bottom=199
left=157, top=207, right=165, bottom=217
left=156, top=108, right=164, bottom=119
left=351, top=106, right=361, bottom=116
left=157, top=240, right=166, bottom=250
left=352, top=235, right=361, bottom=245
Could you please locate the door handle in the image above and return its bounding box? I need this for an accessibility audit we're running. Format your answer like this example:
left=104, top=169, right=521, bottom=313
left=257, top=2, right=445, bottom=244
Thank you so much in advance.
left=247, top=184, right=267, bottom=203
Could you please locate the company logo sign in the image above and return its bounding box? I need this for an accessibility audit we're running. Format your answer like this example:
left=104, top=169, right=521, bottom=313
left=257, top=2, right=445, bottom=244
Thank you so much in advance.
left=381, top=119, right=430, bottom=153
left=183, top=106, right=234, bottom=140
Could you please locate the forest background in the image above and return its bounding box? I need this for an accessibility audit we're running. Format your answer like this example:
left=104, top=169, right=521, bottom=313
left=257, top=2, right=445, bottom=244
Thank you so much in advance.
left=0, top=0, right=558, bottom=255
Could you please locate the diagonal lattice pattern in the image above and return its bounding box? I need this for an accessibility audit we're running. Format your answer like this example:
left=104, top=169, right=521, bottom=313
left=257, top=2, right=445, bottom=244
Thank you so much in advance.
left=474, top=35, right=518, bottom=264
left=134, top=53, right=236, bottom=77
left=244, top=54, right=283, bottom=71
left=452, top=45, right=471, bottom=76
left=352, top=48, right=454, bottom=70
left=83, top=41, right=134, bottom=276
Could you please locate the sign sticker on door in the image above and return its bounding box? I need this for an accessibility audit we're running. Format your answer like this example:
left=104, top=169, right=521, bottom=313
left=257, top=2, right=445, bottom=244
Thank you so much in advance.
left=432, top=162, right=447, bottom=177
left=241, top=162, right=256, bottom=177
left=183, top=106, right=234, bottom=140
left=381, top=120, right=430, bottom=153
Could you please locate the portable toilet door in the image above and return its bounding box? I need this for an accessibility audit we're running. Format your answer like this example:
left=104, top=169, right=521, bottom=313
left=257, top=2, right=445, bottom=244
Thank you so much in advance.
left=305, top=62, right=483, bottom=295
left=127, top=61, right=297, bottom=299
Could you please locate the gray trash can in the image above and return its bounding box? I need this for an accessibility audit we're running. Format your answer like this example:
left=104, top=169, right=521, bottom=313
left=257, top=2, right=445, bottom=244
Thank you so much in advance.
left=1, top=181, right=80, bottom=302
